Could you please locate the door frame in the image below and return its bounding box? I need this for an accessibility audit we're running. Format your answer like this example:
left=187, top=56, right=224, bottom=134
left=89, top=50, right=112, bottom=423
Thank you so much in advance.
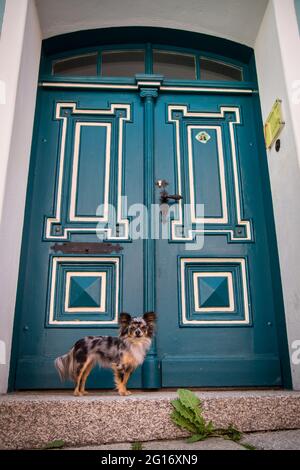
left=8, top=27, right=292, bottom=390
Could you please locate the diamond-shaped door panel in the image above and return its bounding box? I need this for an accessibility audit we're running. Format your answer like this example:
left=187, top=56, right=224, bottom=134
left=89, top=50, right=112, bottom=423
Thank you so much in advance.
left=66, top=273, right=106, bottom=311
left=47, top=256, right=121, bottom=326
left=195, top=273, right=234, bottom=311
left=179, top=258, right=251, bottom=325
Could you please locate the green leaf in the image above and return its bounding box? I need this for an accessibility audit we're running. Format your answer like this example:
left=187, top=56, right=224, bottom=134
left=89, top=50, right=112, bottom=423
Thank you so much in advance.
left=177, top=389, right=208, bottom=431
left=186, top=434, right=207, bottom=443
left=131, top=441, right=143, bottom=450
left=171, top=410, right=198, bottom=434
left=171, top=398, right=200, bottom=426
left=177, top=389, right=200, bottom=411
left=190, top=408, right=207, bottom=430
left=242, top=442, right=256, bottom=451
left=225, top=425, right=242, bottom=442
left=43, top=439, right=65, bottom=450
left=214, top=425, right=242, bottom=442
left=205, top=420, right=215, bottom=434
left=170, top=389, right=241, bottom=446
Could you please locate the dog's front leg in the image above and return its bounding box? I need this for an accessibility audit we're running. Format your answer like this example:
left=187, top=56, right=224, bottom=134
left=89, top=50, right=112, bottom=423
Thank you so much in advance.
left=112, top=364, right=124, bottom=395
left=112, top=364, right=132, bottom=396
left=120, top=366, right=133, bottom=396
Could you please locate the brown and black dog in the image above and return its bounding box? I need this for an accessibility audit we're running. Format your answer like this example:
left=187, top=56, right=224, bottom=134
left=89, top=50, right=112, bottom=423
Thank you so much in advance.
left=55, top=312, right=156, bottom=396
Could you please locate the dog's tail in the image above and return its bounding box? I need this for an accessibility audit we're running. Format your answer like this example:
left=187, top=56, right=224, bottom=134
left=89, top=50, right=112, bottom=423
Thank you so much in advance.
left=54, top=347, right=75, bottom=382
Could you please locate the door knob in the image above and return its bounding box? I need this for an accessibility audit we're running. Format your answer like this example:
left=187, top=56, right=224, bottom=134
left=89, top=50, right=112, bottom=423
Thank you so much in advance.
left=155, top=179, right=169, bottom=189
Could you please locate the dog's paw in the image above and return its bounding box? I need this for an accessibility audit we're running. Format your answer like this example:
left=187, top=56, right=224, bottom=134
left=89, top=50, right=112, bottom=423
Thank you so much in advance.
left=119, top=389, right=132, bottom=396
left=74, top=390, right=83, bottom=397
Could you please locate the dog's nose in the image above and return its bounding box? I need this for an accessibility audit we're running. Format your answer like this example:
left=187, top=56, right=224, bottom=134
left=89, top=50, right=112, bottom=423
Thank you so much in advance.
left=135, top=330, right=142, bottom=337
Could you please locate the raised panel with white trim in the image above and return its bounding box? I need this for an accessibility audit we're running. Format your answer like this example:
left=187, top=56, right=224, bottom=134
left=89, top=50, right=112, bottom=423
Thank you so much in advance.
left=45, top=102, right=131, bottom=240
left=179, top=257, right=251, bottom=325
left=168, top=105, right=252, bottom=242
left=64, top=272, right=107, bottom=313
left=193, top=272, right=235, bottom=313
left=47, top=256, right=121, bottom=326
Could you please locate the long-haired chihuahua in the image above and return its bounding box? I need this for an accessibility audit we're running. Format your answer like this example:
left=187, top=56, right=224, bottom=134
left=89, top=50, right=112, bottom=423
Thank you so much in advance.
left=55, top=312, right=156, bottom=396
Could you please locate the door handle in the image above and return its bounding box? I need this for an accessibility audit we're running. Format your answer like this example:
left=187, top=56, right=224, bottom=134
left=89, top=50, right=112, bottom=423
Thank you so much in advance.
left=160, top=191, right=183, bottom=204
left=155, top=179, right=183, bottom=204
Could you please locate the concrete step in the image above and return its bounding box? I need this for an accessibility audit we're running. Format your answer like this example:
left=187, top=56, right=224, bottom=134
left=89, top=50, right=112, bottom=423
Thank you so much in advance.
left=1, top=390, right=300, bottom=449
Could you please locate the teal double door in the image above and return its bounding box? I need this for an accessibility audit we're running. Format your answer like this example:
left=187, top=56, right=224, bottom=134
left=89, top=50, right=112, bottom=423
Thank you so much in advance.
left=12, top=80, right=283, bottom=389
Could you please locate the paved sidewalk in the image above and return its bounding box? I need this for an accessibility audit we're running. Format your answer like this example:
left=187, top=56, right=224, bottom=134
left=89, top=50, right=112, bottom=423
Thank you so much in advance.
left=65, top=430, right=300, bottom=450
left=241, top=429, right=300, bottom=450
left=65, top=439, right=244, bottom=450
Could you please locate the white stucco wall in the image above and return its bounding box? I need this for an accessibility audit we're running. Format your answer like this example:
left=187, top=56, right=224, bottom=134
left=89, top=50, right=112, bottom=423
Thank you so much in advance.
left=0, top=0, right=299, bottom=392
left=36, top=0, right=268, bottom=47
left=255, top=0, right=300, bottom=389
left=0, top=0, right=42, bottom=393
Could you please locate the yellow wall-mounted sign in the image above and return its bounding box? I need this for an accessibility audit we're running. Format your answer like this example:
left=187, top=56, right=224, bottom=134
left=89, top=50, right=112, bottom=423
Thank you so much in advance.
left=264, top=99, right=285, bottom=149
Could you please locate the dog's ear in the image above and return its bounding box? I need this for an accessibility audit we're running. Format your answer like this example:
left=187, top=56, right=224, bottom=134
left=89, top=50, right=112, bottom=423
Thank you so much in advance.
left=119, top=312, right=132, bottom=328
left=143, top=312, right=156, bottom=324
left=143, top=312, right=156, bottom=337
